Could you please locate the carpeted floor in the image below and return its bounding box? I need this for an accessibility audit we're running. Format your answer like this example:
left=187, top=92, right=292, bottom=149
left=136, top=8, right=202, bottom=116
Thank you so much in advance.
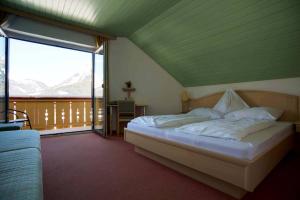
left=41, top=132, right=300, bottom=200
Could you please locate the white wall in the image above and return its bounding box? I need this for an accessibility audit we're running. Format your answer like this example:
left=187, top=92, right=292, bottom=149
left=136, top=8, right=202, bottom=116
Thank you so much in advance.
left=108, top=37, right=183, bottom=114
left=186, top=77, right=300, bottom=98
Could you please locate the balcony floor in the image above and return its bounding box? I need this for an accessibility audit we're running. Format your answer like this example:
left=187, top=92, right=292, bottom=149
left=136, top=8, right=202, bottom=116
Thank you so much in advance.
left=40, top=126, right=92, bottom=135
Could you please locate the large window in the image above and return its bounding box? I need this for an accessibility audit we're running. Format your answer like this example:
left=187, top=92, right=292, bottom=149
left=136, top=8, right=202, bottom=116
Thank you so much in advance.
left=7, top=39, right=105, bottom=134
left=9, top=39, right=92, bottom=97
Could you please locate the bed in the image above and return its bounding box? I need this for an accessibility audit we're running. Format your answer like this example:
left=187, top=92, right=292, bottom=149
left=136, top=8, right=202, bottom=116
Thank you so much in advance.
left=124, top=90, right=299, bottom=199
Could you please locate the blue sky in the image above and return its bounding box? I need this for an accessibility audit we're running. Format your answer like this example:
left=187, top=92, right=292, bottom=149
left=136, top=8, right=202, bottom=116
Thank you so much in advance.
left=9, top=39, right=98, bottom=86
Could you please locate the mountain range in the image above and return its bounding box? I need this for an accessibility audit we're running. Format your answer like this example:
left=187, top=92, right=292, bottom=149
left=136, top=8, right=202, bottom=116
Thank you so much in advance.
left=0, top=58, right=4, bottom=94
left=9, top=72, right=103, bottom=97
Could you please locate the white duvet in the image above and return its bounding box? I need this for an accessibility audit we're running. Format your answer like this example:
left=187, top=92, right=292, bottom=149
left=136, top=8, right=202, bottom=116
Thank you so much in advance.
left=175, top=119, right=275, bottom=141
left=131, top=108, right=222, bottom=128
left=131, top=114, right=212, bottom=128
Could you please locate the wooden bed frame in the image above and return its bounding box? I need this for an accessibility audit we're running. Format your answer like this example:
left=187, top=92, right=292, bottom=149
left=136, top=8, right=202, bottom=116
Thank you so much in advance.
left=124, top=90, right=299, bottom=199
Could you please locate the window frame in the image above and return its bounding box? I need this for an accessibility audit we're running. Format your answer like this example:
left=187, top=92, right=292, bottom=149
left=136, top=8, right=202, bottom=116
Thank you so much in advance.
left=4, top=36, right=107, bottom=134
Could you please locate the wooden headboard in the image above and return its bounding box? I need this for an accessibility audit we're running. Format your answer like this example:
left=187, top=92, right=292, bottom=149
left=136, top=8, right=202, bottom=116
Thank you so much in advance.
left=182, top=90, right=300, bottom=122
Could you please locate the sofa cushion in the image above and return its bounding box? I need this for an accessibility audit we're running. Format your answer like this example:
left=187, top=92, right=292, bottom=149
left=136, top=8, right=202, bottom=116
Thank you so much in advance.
left=0, top=130, right=41, bottom=153
left=0, top=123, right=23, bottom=131
left=0, top=148, right=43, bottom=200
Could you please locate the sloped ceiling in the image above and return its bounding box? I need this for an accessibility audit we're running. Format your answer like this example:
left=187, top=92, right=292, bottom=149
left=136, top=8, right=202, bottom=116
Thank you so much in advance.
left=1, top=0, right=300, bottom=87
left=0, top=0, right=181, bottom=36
left=130, top=0, right=300, bottom=86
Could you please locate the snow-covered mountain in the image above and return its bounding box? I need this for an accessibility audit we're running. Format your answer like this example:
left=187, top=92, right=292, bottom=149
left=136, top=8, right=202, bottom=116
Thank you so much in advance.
left=38, top=72, right=92, bottom=97
left=9, top=72, right=102, bottom=97
left=57, top=72, right=90, bottom=87
left=0, top=59, right=4, bottom=94
left=0, top=56, right=5, bottom=77
left=10, top=79, right=48, bottom=96
left=0, top=61, right=4, bottom=79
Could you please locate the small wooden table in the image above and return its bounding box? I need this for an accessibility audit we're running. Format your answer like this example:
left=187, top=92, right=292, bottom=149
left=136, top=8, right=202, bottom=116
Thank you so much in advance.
left=107, top=103, right=147, bottom=136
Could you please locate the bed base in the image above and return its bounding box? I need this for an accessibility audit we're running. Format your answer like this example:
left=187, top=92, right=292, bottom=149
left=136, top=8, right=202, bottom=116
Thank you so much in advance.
left=125, top=128, right=294, bottom=199
left=135, top=147, right=247, bottom=199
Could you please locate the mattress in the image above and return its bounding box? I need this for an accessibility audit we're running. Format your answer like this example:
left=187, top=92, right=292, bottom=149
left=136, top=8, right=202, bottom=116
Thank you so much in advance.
left=0, top=130, right=41, bottom=153
left=127, top=121, right=293, bottom=160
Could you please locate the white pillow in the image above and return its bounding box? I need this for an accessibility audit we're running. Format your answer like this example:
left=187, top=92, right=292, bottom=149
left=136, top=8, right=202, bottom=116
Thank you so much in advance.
left=224, top=107, right=283, bottom=121
left=187, top=108, right=223, bottom=119
left=213, top=89, right=249, bottom=114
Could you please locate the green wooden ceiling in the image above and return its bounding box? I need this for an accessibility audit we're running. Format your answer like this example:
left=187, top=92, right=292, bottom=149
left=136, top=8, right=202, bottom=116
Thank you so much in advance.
left=1, top=0, right=300, bottom=87
left=130, top=0, right=300, bottom=86
left=0, top=0, right=181, bottom=36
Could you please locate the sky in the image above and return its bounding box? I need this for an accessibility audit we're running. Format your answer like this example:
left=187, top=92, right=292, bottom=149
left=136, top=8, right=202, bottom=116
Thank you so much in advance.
left=9, top=39, right=103, bottom=87
left=0, top=38, right=5, bottom=66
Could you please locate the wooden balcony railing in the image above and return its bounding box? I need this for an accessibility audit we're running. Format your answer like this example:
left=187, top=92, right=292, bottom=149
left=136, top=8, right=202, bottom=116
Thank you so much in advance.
left=9, top=97, right=103, bottom=131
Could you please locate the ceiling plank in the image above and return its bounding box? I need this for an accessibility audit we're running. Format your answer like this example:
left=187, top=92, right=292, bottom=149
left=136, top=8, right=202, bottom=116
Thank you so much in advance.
left=0, top=6, right=116, bottom=40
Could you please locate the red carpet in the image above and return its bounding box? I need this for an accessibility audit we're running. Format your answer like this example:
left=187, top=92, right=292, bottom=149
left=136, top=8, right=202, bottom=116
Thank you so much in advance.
left=41, top=133, right=300, bottom=200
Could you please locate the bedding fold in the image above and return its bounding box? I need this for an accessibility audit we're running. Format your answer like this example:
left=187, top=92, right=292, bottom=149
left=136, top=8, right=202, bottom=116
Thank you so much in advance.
left=131, top=108, right=222, bottom=128
left=131, top=114, right=214, bottom=128
left=176, top=119, right=275, bottom=141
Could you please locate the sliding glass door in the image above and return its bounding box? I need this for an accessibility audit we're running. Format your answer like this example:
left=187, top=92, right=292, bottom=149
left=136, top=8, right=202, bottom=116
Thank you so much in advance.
left=0, top=37, right=7, bottom=122
left=92, top=44, right=106, bottom=136
left=0, top=36, right=108, bottom=134
left=8, top=38, right=94, bottom=133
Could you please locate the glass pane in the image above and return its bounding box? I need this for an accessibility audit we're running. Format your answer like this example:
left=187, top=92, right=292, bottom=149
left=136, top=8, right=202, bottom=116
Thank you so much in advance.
left=9, top=39, right=92, bottom=98
left=0, top=37, right=6, bottom=122
left=8, top=39, right=93, bottom=133
left=93, top=50, right=104, bottom=132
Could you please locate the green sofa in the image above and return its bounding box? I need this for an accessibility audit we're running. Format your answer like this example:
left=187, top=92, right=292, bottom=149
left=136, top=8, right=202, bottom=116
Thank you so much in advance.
left=0, top=130, right=43, bottom=200
left=0, top=123, right=23, bottom=131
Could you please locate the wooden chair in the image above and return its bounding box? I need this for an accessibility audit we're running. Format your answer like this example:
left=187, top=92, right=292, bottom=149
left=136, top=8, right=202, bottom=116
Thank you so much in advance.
left=117, top=100, right=135, bottom=135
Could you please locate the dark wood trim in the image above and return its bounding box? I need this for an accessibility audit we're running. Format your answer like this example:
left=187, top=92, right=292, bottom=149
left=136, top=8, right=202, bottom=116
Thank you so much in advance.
left=4, top=37, right=9, bottom=123
left=103, top=41, right=109, bottom=136
left=91, top=53, right=95, bottom=130
left=0, top=6, right=116, bottom=40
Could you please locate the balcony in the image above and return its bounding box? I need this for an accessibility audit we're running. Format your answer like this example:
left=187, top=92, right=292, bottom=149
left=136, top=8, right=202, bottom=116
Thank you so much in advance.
left=9, top=97, right=103, bottom=134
